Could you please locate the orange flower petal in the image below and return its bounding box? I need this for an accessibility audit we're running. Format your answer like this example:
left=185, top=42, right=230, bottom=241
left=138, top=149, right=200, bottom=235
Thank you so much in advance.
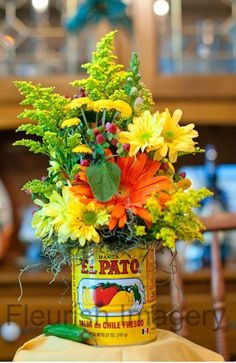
left=117, top=156, right=134, bottom=183
left=71, top=185, right=93, bottom=198
left=109, top=217, right=118, bottom=230
left=126, top=154, right=147, bottom=181
left=111, top=204, right=126, bottom=219
left=118, top=213, right=127, bottom=228
left=131, top=208, right=152, bottom=222
left=105, top=148, right=115, bottom=163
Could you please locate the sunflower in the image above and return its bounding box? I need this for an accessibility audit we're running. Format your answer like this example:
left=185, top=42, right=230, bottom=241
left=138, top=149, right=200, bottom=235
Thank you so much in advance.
left=64, top=200, right=110, bottom=246
left=118, top=110, right=165, bottom=156
left=71, top=153, right=172, bottom=230
left=153, top=109, right=198, bottom=163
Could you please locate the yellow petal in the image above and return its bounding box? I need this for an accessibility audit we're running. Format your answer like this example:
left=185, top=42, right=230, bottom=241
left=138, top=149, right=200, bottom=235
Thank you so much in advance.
left=61, top=118, right=81, bottom=129
left=72, top=144, right=93, bottom=154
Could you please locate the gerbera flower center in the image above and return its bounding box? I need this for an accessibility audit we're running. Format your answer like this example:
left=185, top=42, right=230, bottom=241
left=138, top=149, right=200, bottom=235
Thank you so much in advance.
left=83, top=211, right=98, bottom=225
left=164, top=130, right=175, bottom=141
left=115, top=184, right=131, bottom=200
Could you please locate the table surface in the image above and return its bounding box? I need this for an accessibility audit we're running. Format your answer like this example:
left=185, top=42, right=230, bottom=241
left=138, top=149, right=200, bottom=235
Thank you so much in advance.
left=13, top=329, right=224, bottom=362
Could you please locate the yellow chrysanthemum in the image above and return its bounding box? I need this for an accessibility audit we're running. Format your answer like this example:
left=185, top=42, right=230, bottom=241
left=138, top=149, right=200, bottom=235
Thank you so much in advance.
left=42, top=187, right=72, bottom=231
left=113, top=100, right=132, bottom=118
left=119, top=110, right=165, bottom=156
left=92, top=99, right=115, bottom=112
left=154, top=109, right=198, bottom=163
left=72, top=144, right=93, bottom=154
left=65, top=97, right=92, bottom=110
left=32, top=208, right=53, bottom=240
left=64, top=200, right=110, bottom=246
left=61, top=118, right=81, bottom=129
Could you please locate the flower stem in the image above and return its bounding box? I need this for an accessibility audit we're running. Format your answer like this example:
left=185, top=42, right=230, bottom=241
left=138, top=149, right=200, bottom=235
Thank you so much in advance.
left=79, top=125, right=90, bottom=148
left=112, top=111, right=120, bottom=123
left=102, top=110, right=106, bottom=127
left=81, top=108, right=89, bottom=128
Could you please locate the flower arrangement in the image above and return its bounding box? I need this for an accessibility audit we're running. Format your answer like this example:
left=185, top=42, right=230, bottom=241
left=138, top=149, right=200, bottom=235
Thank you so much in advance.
left=14, top=31, right=210, bottom=273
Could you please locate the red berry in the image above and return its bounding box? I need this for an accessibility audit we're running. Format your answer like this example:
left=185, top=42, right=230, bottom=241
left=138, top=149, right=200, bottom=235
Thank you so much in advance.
left=160, top=163, right=169, bottom=171
left=108, top=123, right=117, bottom=134
left=123, top=143, right=130, bottom=152
left=179, top=171, right=186, bottom=178
left=80, top=159, right=90, bottom=167
left=96, top=134, right=105, bottom=144
left=93, top=128, right=100, bottom=136
left=111, top=138, right=118, bottom=147
left=98, top=119, right=103, bottom=126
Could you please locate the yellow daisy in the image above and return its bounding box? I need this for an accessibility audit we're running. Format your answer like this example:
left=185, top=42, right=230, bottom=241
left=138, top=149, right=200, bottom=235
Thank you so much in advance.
left=64, top=200, right=110, bottom=246
left=42, top=187, right=72, bottom=231
left=154, top=109, right=198, bottom=163
left=61, top=118, right=81, bottom=129
left=32, top=208, right=53, bottom=240
left=113, top=100, right=132, bottom=118
left=35, top=187, right=74, bottom=243
left=119, top=110, right=165, bottom=156
left=72, top=144, right=93, bottom=154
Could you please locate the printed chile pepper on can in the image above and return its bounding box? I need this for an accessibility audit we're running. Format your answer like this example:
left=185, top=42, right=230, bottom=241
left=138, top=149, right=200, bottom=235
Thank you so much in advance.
left=72, top=246, right=157, bottom=346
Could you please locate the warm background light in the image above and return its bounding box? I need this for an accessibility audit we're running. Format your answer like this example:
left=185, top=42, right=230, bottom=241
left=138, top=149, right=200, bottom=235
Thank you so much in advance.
left=31, top=0, right=49, bottom=13
left=153, top=0, right=170, bottom=16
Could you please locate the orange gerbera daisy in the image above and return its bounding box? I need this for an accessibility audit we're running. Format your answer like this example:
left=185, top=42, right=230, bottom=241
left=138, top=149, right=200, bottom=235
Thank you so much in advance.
left=71, top=154, right=172, bottom=230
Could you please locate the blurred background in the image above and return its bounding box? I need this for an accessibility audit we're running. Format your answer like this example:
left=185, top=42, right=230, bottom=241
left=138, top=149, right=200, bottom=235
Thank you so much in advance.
left=0, top=0, right=236, bottom=361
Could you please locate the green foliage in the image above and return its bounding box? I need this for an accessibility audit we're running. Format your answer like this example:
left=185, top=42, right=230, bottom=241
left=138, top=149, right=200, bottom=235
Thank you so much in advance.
left=13, top=139, right=46, bottom=154
left=22, top=179, right=54, bottom=200
left=71, top=31, right=130, bottom=100
left=124, top=52, right=154, bottom=115
left=86, top=162, right=121, bottom=202
left=150, top=188, right=212, bottom=250
left=14, top=81, right=82, bottom=183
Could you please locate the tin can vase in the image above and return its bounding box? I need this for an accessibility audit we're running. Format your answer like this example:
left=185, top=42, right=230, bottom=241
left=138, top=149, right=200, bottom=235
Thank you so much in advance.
left=72, top=246, right=157, bottom=346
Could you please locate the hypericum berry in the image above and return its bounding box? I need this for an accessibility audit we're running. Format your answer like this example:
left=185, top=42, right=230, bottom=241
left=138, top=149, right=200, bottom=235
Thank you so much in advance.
left=73, top=88, right=86, bottom=98
left=160, top=163, right=169, bottom=172
left=98, top=119, right=103, bottom=126
left=80, top=159, right=90, bottom=167
left=107, top=123, right=117, bottom=134
left=111, top=138, right=118, bottom=147
left=123, top=143, right=130, bottom=152
left=96, top=134, right=105, bottom=144
left=179, top=171, right=186, bottom=178
left=93, top=128, right=100, bottom=136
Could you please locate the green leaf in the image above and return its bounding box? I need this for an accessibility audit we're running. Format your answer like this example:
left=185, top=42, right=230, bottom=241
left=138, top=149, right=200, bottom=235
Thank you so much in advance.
left=86, top=162, right=121, bottom=202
